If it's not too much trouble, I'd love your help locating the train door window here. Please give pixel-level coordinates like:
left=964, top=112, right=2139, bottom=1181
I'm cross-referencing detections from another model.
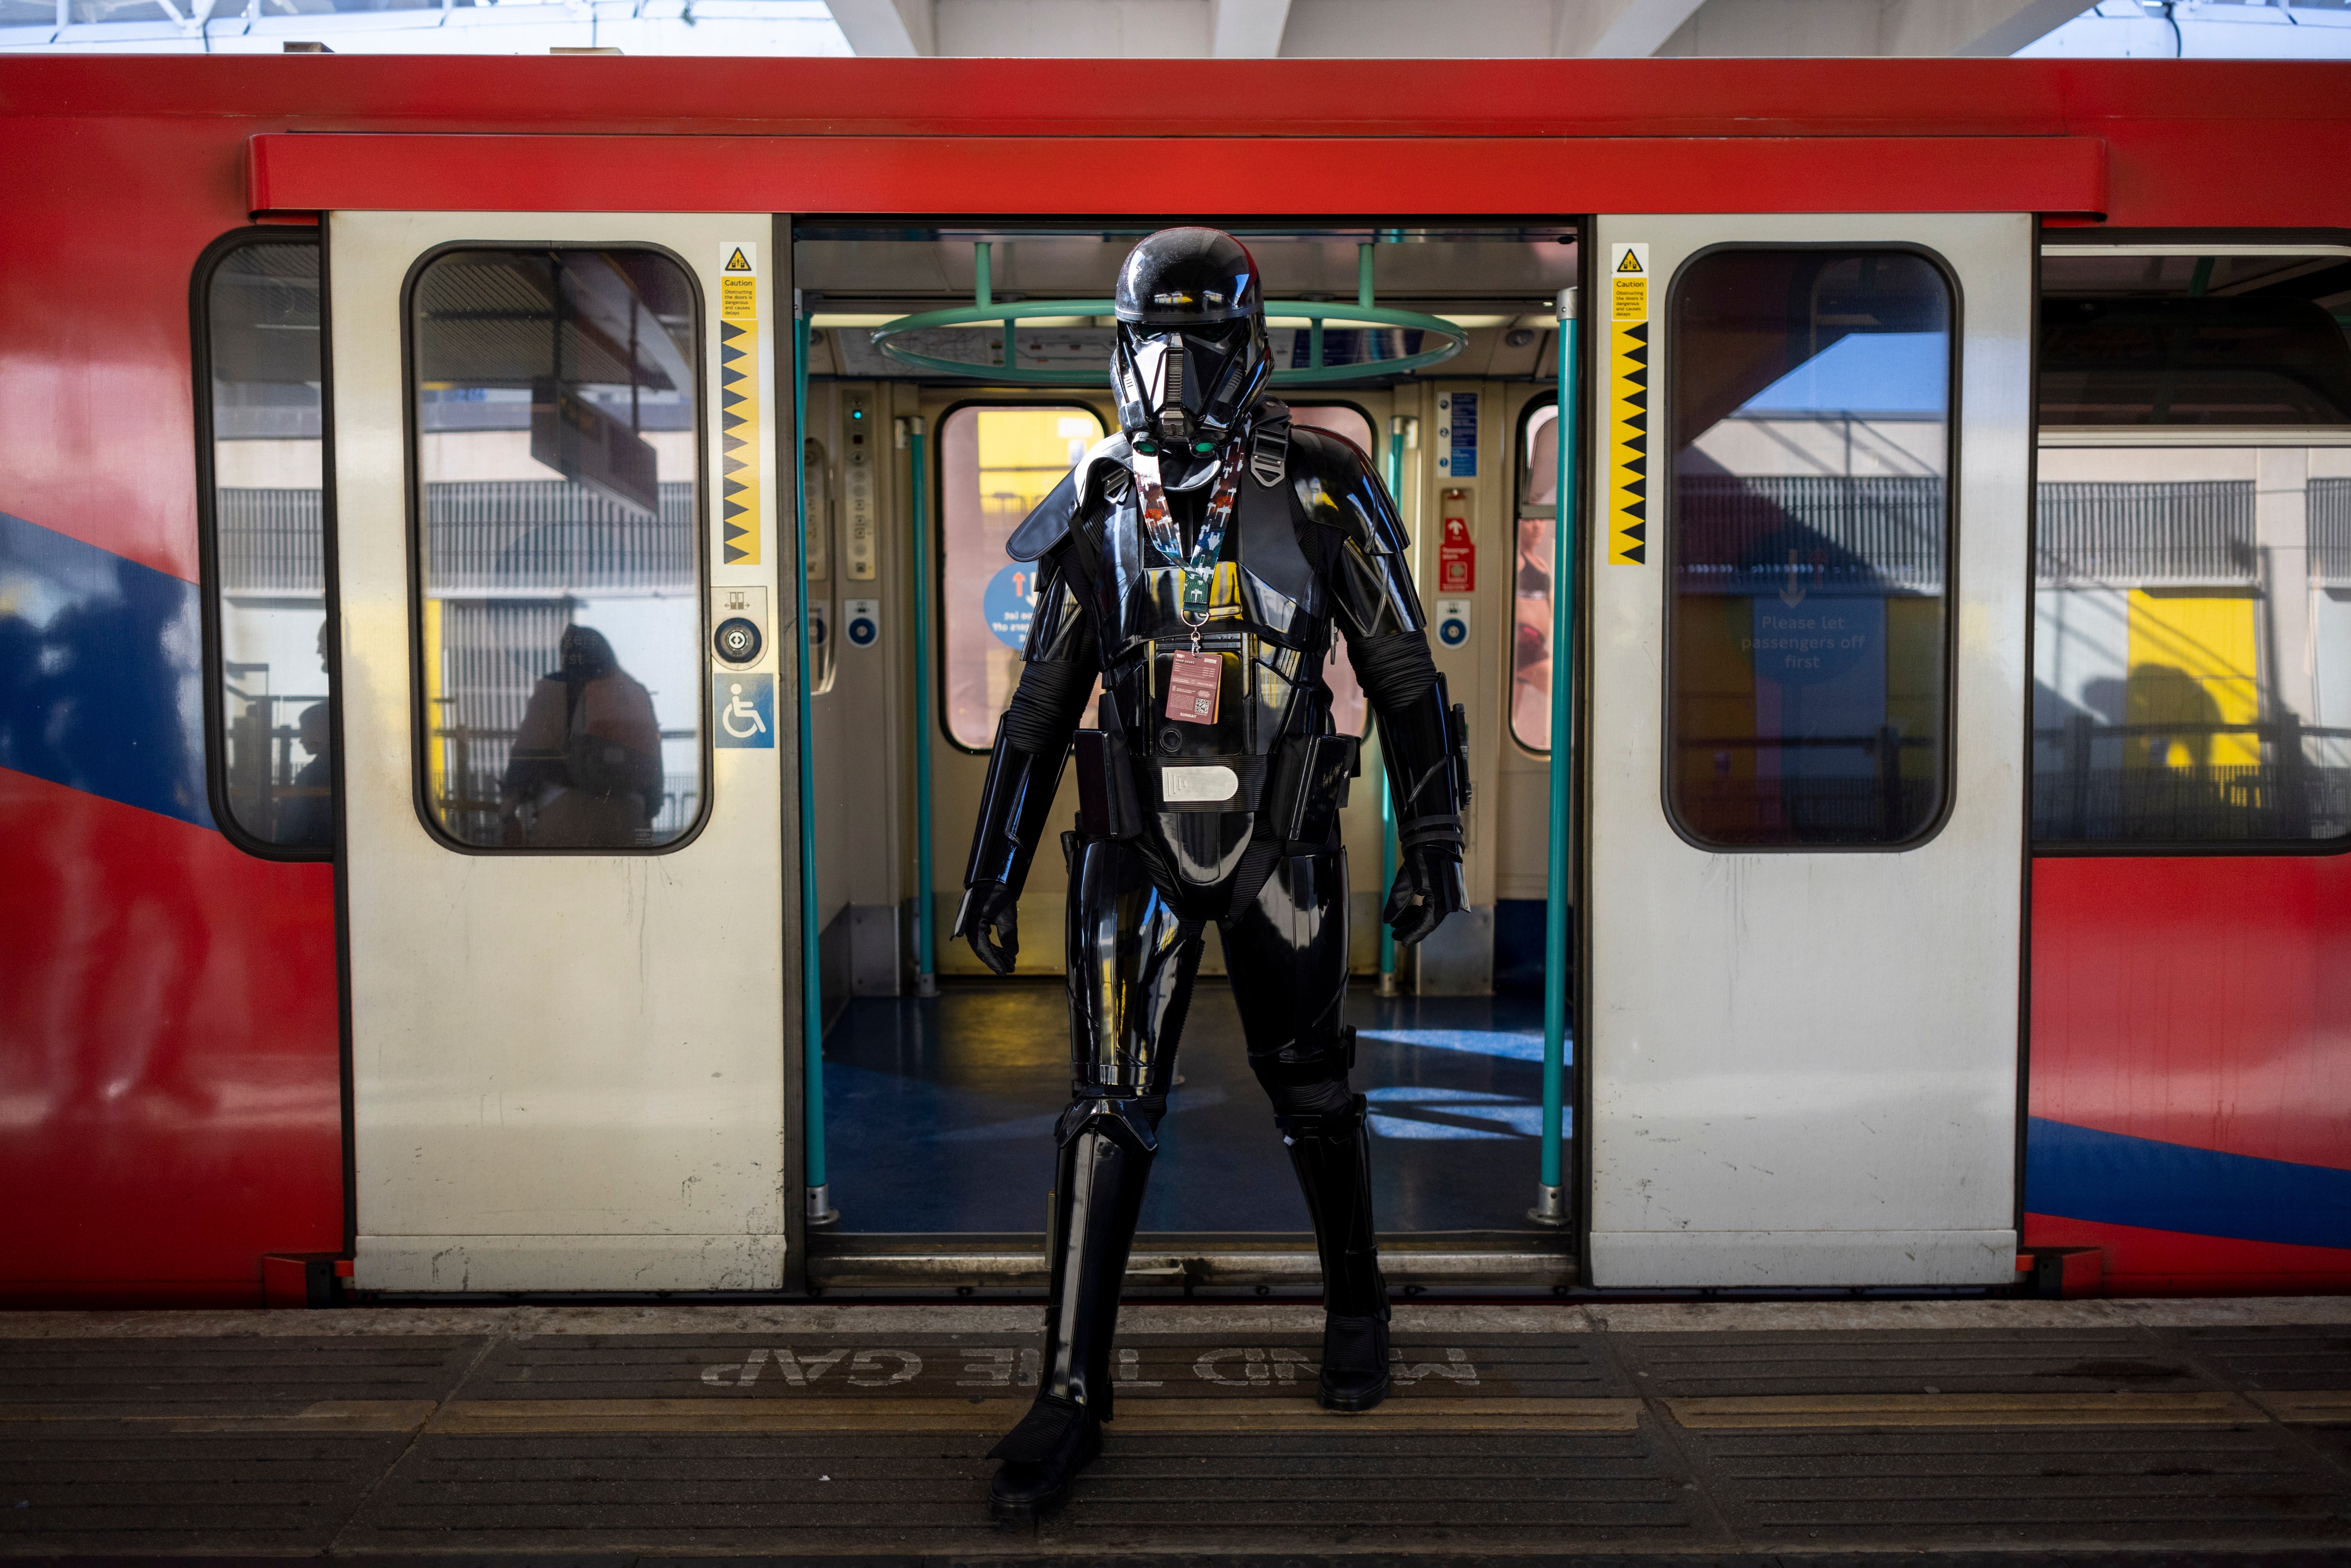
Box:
left=1286, top=403, right=1372, bottom=737
left=940, top=403, right=1105, bottom=751
left=2034, top=246, right=2351, bottom=845
left=1665, top=248, right=1956, bottom=849
left=408, top=247, right=706, bottom=850
left=200, top=233, right=330, bottom=853
left=1513, top=395, right=1558, bottom=751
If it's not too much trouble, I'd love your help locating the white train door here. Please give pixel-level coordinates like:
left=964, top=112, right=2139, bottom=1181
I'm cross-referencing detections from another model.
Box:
left=1583, top=213, right=2033, bottom=1287
left=331, top=213, right=796, bottom=1291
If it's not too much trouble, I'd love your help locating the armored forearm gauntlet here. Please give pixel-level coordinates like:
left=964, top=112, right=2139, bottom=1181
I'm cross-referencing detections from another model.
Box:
left=962, top=657, right=1094, bottom=895
left=963, top=721, right=1073, bottom=895
left=1349, top=630, right=1469, bottom=853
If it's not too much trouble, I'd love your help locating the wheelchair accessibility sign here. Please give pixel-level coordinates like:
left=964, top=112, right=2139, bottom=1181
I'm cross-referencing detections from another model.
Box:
left=714, top=673, right=775, bottom=749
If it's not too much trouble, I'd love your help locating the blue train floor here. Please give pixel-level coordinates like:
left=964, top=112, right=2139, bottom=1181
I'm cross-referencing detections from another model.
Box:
left=818, top=977, right=1566, bottom=1233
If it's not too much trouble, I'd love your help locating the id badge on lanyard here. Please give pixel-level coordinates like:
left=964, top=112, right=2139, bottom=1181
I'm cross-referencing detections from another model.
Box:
left=1133, top=441, right=1243, bottom=727
left=1164, top=649, right=1221, bottom=724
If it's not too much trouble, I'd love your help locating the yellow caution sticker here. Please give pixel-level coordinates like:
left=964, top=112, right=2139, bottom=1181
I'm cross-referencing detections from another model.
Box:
left=719, top=244, right=760, bottom=566
left=720, top=244, right=758, bottom=324
left=1606, top=242, right=1650, bottom=567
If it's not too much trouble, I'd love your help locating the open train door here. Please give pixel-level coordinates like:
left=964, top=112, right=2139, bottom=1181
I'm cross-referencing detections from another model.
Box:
left=330, top=213, right=797, bottom=1291
left=1583, top=213, right=2032, bottom=1287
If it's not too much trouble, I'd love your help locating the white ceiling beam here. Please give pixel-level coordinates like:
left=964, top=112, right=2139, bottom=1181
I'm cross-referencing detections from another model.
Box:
left=822, top=0, right=931, bottom=53
left=1657, top=0, right=2093, bottom=57
left=1282, top=0, right=1554, bottom=59
left=1556, top=0, right=1709, bottom=56
left=933, top=0, right=1209, bottom=58
left=1208, top=0, right=1287, bottom=56
left=1932, top=0, right=2095, bottom=56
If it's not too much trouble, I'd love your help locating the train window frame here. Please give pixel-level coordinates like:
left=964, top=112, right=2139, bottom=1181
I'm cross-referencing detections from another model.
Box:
left=398, top=239, right=715, bottom=858
left=2031, top=231, right=2351, bottom=859
left=933, top=396, right=1112, bottom=756
left=1512, top=389, right=1559, bottom=757
left=192, top=224, right=335, bottom=863
left=1658, top=240, right=1965, bottom=857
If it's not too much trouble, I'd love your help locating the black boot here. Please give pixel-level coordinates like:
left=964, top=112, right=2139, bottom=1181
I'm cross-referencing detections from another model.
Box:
left=1283, top=1092, right=1391, bottom=1413
left=988, top=1104, right=1156, bottom=1523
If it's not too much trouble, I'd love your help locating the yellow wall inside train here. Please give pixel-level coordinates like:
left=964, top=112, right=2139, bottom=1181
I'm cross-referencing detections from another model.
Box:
left=977, top=407, right=1079, bottom=521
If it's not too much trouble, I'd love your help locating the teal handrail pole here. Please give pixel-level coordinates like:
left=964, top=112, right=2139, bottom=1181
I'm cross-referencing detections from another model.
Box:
left=1378, top=415, right=1405, bottom=998
left=794, top=296, right=837, bottom=1228
left=1533, top=286, right=1579, bottom=1228
left=903, top=415, right=938, bottom=998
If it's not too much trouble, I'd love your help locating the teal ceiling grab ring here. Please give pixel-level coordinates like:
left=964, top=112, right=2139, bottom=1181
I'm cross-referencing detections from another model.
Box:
left=867, top=299, right=1468, bottom=387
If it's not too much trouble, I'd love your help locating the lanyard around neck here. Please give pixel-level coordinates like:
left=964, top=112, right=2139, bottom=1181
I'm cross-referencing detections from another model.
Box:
left=1130, top=439, right=1244, bottom=650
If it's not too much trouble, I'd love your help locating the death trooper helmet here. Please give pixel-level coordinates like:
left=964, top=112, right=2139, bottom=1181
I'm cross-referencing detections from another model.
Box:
left=1110, top=227, right=1272, bottom=455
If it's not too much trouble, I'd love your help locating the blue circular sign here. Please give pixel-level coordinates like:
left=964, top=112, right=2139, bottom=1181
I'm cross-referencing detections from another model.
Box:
left=1437, top=615, right=1469, bottom=648
left=846, top=614, right=878, bottom=648
left=984, top=562, right=1042, bottom=650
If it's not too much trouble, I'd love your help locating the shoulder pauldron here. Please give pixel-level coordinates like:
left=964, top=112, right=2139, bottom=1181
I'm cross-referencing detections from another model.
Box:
left=1006, top=432, right=1133, bottom=563
left=1290, top=427, right=1409, bottom=557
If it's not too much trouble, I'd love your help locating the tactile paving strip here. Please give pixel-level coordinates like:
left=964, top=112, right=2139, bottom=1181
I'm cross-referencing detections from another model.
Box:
left=4, top=1325, right=2351, bottom=1557
left=331, top=1426, right=1717, bottom=1554
left=1612, top=1328, right=2217, bottom=1398
left=2184, top=1327, right=2351, bottom=1392
left=0, top=1428, right=416, bottom=1556
left=1678, top=1424, right=2351, bottom=1547
left=0, top=1335, right=484, bottom=1420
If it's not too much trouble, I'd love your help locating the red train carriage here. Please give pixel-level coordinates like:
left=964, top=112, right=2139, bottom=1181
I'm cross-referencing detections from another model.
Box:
left=2, top=56, right=2348, bottom=1305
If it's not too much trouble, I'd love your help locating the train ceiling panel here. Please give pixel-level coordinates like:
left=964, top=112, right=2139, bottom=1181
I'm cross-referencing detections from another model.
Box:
left=798, top=224, right=1577, bottom=384
left=794, top=227, right=1579, bottom=311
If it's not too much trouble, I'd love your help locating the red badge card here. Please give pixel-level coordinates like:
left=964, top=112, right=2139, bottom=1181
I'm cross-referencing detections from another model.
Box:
left=1164, top=650, right=1221, bottom=725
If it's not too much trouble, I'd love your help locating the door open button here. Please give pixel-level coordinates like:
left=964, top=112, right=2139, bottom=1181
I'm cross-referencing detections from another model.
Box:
left=714, top=616, right=763, bottom=665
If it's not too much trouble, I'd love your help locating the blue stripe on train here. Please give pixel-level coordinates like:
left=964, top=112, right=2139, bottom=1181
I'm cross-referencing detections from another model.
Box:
left=0, top=511, right=214, bottom=829
left=2027, top=1116, right=2351, bottom=1253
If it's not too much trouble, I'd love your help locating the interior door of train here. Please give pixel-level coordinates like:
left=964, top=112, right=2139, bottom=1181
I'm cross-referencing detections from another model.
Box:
left=330, top=212, right=795, bottom=1291
left=1583, top=213, right=2032, bottom=1287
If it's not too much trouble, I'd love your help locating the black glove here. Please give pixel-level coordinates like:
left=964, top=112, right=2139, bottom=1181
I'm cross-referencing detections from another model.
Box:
left=1382, top=843, right=1465, bottom=946
left=953, top=880, right=1021, bottom=975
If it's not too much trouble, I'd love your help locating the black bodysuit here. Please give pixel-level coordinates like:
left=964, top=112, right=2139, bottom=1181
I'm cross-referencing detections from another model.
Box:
left=961, top=398, right=1468, bottom=1133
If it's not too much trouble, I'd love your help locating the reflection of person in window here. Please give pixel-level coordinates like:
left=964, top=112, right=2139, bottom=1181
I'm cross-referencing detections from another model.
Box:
left=499, top=625, right=662, bottom=847
left=1511, top=517, right=1553, bottom=745
left=275, top=701, right=333, bottom=849
left=2126, top=663, right=2223, bottom=772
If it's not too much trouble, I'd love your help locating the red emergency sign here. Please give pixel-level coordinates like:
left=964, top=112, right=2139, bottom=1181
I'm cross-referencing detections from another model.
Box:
left=1437, top=513, right=1475, bottom=593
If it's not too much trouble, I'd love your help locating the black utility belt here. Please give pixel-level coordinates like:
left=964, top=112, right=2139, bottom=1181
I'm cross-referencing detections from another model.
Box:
left=1074, top=731, right=1361, bottom=837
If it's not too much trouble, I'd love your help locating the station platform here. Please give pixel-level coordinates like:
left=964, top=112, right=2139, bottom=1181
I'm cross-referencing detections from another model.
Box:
left=6, top=1297, right=2351, bottom=1562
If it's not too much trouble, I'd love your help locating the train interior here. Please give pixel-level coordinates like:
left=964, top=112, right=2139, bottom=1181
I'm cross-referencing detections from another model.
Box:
left=790, top=225, right=1580, bottom=1275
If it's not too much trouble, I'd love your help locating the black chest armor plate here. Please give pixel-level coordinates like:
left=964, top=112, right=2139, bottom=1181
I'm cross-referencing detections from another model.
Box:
left=1075, top=417, right=1334, bottom=768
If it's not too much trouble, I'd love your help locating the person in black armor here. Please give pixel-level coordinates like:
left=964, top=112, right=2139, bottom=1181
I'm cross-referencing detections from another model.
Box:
left=953, top=227, right=1470, bottom=1522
